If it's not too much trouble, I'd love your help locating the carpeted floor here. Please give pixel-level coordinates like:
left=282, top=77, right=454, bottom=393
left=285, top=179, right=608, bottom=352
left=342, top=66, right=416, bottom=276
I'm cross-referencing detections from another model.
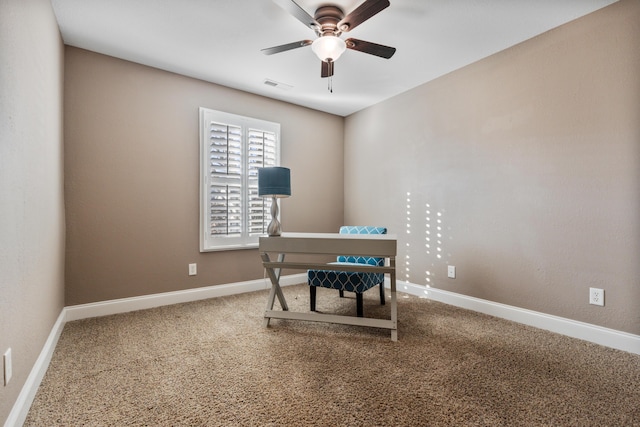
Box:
left=25, top=284, right=640, bottom=426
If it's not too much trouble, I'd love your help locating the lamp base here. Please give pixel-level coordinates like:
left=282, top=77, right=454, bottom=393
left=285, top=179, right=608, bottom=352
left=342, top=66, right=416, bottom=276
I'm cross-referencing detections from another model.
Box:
left=267, top=196, right=282, bottom=236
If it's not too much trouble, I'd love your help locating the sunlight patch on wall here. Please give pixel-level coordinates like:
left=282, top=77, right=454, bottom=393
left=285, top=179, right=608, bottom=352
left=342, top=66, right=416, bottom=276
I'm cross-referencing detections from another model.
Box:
left=424, top=202, right=452, bottom=289
left=426, top=202, right=432, bottom=286
left=436, top=211, right=443, bottom=260
left=402, top=196, right=454, bottom=290
left=405, top=192, right=412, bottom=282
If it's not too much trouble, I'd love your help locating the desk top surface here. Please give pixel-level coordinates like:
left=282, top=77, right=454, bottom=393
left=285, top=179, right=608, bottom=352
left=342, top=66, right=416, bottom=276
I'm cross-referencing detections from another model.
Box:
left=273, top=232, right=397, bottom=240
left=259, top=232, right=397, bottom=256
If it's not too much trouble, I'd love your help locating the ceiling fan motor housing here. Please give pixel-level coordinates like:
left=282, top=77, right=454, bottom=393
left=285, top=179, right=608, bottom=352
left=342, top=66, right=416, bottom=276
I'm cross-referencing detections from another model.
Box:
left=314, top=6, right=344, bottom=37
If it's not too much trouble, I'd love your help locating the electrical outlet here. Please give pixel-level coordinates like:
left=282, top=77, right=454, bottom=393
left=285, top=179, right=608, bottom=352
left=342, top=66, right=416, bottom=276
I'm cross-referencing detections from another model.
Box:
left=3, top=348, right=12, bottom=386
left=589, top=287, right=605, bottom=306
left=447, top=265, right=456, bottom=279
left=188, top=263, right=197, bottom=276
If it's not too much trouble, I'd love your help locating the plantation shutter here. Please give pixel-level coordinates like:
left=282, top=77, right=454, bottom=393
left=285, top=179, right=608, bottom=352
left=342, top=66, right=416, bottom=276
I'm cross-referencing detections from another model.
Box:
left=208, top=121, right=243, bottom=236
left=200, top=108, right=281, bottom=251
left=247, top=129, right=278, bottom=235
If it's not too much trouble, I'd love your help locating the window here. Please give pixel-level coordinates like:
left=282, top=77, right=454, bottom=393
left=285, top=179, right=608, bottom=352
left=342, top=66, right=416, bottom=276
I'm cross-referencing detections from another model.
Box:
left=199, top=108, right=280, bottom=251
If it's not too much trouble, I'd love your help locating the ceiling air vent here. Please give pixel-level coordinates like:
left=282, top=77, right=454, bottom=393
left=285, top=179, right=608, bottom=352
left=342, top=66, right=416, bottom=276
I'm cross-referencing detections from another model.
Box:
left=263, top=79, right=293, bottom=90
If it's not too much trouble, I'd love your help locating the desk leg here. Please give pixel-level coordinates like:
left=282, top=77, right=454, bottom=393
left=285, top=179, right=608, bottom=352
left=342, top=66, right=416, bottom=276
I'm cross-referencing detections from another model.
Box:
left=263, top=284, right=277, bottom=327
left=390, top=257, right=398, bottom=342
left=262, top=252, right=288, bottom=327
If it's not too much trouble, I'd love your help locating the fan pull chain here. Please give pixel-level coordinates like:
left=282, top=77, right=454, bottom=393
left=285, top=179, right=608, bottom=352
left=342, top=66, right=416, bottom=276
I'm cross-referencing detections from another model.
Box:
left=328, top=76, right=333, bottom=93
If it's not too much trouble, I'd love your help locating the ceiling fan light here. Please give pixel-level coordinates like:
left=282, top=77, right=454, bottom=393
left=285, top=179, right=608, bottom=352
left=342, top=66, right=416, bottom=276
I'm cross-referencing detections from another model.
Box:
left=311, top=36, right=347, bottom=62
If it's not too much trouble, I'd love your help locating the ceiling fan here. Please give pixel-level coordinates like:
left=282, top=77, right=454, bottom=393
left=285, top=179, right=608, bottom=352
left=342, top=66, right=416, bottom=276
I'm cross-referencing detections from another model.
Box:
left=261, top=0, right=396, bottom=87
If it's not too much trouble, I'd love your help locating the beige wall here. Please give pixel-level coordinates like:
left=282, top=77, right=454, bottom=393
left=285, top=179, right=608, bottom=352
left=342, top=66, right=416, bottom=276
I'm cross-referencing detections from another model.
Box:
left=0, top=0, right=65, bottom=423
left=64, top=47, right=344, bottom=305
left=345, top=0, right=640, bottom=335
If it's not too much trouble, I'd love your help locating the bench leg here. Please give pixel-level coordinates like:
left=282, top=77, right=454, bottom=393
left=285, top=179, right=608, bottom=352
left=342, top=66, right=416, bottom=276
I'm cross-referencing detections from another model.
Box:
left=356, top=293, right=363, bottom=317
left=379, top=282, right=385, bottom=305
left=310, top=286, right=317, bottom=311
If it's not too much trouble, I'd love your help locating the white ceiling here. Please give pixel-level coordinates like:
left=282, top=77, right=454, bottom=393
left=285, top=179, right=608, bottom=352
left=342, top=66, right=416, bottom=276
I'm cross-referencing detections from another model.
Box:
left=51, top=0, right=617, bottom=117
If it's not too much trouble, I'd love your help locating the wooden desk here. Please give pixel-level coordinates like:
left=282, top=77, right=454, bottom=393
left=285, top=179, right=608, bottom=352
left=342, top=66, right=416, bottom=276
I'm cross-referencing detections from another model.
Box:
left=259, top=232, right=398, bottom=341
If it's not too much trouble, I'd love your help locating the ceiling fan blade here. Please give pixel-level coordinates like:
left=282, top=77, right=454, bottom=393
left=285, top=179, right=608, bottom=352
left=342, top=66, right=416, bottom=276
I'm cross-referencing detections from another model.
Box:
left=345, top=38, right=396, bottom=59
left=261, top=40, right=313, bottom=55
left=338, top=0, right=390, bottom=32
left=272, top=0, right=319, bottom=31
left=321, top=60, right=334, bottom=78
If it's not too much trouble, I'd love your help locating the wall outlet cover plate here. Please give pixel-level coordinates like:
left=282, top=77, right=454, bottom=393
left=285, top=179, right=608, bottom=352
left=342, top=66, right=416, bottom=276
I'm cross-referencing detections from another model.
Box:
left=447, top=265, right=456, bottom=279
left=589, top=287, right=605, bottom=306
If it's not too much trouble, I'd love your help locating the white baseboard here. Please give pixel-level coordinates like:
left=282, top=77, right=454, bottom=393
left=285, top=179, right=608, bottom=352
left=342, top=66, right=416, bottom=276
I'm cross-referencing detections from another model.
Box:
left=397, top=280, right=640, bottom=355
left=4, top=310, right=66, bottom=427
left=65, top=273, right=307, bottom=322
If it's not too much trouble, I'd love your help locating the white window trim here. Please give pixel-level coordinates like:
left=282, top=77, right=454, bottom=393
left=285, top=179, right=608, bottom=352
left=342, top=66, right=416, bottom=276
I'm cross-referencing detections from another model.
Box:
left=199, top=108, right=281, bottom=252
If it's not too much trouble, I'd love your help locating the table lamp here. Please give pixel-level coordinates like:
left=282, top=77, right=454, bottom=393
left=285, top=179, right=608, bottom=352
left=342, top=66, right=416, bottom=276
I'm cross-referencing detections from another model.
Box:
left=258, top=167, right=291, bottom=236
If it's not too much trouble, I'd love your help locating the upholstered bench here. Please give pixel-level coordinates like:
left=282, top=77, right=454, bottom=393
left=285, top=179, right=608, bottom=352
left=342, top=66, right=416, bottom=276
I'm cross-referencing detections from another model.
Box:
left=308, top=226, right=387, bottom=317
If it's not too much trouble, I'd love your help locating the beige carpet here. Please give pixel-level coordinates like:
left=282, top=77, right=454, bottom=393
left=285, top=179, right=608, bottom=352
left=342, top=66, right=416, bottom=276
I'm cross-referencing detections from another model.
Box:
left=25, top=284, right=640, bottom=426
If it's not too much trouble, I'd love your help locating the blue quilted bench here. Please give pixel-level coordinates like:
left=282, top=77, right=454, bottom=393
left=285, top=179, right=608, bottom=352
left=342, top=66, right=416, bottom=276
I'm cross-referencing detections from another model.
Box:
left=308, top=226, right=387, bottom=317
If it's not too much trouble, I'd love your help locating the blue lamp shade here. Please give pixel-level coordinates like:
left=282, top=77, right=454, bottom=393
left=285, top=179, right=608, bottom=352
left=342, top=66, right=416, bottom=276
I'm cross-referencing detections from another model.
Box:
left=258, top=167, right=291, bottom=197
